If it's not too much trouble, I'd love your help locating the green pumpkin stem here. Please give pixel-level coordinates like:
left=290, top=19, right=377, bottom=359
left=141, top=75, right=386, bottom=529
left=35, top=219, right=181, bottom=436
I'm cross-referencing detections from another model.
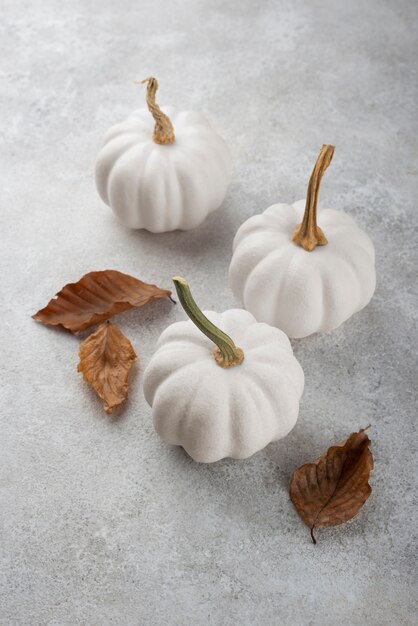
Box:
left=139, top=76, right=175, bottom=145
left=172, top=276, right=244, bottom=368
left=292, top=144, right=335, bottom=252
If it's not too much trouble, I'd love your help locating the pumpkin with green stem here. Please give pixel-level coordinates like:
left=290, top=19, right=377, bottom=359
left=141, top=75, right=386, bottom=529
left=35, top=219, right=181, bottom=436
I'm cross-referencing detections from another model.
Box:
left=143, top=277, right=304, bottom=463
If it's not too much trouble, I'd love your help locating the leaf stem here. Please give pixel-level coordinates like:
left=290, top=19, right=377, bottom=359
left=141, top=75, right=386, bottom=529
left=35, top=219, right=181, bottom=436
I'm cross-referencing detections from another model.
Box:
left=173, top=276, right=244, bottom=368
left=140, top=76, right=175, bottom=145
left=292, top=144, right=335, bottom=252
left=310, top=526, right=317, bottom=545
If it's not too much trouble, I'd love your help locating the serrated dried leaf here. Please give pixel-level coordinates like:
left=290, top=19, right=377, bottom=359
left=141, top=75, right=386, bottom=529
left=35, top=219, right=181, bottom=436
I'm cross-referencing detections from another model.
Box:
left=289, top=428, right=373, bottom=544
left=77, top=322, right=137, bottom=414
left=32, top=269, right=173, bottom=333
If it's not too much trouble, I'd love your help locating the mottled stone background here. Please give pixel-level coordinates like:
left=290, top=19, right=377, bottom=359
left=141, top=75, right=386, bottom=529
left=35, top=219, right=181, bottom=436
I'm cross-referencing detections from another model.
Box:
left=1, top=0, right=417, bottom=624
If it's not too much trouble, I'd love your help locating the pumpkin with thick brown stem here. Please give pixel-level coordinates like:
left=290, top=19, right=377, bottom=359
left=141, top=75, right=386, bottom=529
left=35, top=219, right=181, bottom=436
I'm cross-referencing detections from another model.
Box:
left=229, top=145, right=376, bottom=338
left=95, top=77, right=232, bottom=232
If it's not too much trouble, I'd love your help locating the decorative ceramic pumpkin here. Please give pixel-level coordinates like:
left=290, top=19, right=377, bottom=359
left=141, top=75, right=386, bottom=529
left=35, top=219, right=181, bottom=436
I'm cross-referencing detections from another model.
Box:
left=143, top=277, right=304, bottom=463
left=229, top=145, right=376, bottom=338
left=95, top=77, right=232, bottom=232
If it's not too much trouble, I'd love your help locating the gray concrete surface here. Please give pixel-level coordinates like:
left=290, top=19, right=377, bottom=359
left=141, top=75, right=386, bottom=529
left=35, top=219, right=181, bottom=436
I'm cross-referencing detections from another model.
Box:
left=1, top=0, right=417, bottom=624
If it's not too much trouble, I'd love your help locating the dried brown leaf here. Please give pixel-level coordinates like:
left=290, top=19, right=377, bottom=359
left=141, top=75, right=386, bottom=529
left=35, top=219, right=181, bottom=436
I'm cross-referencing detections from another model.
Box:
left=77, top=322, right=137, bottom=414
left=289, top=428, right=373, bottom=544
left=32, top=269, right=173, bottom=333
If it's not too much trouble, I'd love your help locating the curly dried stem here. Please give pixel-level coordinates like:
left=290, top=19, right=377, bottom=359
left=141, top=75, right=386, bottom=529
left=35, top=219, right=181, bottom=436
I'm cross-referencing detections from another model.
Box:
left=140, top=76, right=175, bottom=145
left=173, top=276, right=244, bottom=369
left=292, top=144, right=335, bottom=252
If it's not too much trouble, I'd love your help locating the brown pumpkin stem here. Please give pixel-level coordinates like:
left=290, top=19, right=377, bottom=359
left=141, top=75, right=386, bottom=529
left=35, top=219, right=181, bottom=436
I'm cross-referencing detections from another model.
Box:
left=292, top=144, right=335, bottom=252
left=140, top=76, right=175, bottom=145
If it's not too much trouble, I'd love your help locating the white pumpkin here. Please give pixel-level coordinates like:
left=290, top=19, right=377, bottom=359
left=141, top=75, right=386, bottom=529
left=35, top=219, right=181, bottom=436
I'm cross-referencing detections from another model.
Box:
left=95, top=77, right=232, bottom=232
left=143, top=277, right=304, bottom=463
left=229, top=145, right=376, bottom=338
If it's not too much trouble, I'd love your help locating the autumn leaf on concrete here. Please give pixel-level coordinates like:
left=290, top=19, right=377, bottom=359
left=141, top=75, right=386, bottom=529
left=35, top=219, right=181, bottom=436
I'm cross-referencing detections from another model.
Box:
left=32, top=269, right=173, bottom=333
left=77, top=322, right=137, bottom=414
left=289, top=428, right=373, bottom=544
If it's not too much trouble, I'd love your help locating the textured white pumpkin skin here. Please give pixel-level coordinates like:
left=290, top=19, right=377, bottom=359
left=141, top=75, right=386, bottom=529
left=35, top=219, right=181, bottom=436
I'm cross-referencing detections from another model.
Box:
left=143, top=309, right=304, bottom=463
left=95, top=107, right=232, bottom=233
left=229, top=201, right=376, bottom=338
